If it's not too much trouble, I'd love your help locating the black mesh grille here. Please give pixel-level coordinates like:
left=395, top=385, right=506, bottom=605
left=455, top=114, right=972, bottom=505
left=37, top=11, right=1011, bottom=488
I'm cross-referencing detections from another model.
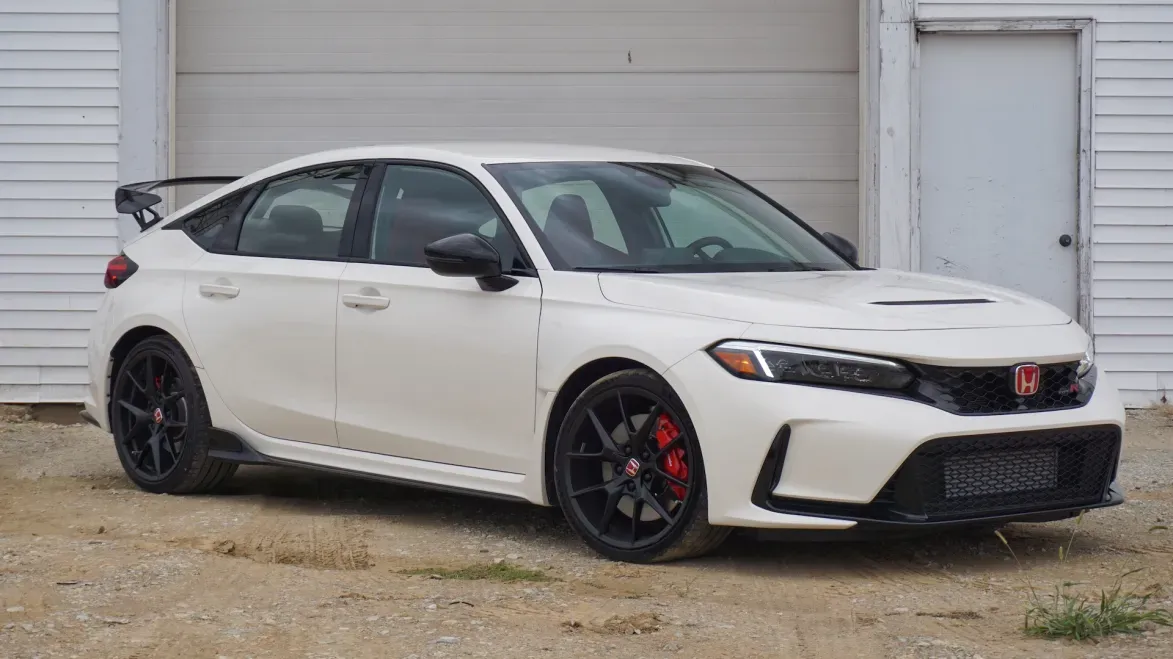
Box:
left=889, top=426, right=1120, bottom=520
left=912, top=362, right=1087, bottom=415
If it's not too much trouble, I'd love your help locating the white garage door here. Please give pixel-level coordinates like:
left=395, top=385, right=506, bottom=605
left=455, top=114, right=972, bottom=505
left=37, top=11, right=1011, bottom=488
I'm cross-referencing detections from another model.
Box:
left=176, top=0, right=859, bottom=237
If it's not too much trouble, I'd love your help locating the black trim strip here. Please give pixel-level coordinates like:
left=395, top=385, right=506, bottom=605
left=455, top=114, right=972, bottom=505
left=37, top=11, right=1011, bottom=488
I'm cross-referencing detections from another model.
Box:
left=749, top=486, right=1124, bottom=542
left=751, top=425, right=791, bottom=505
left=871, top=298, right=994, bottom=306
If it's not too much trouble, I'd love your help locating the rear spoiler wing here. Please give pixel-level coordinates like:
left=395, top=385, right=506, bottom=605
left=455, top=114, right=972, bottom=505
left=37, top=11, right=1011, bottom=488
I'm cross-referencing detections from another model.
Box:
left=115, top=176, right=242, bottom=232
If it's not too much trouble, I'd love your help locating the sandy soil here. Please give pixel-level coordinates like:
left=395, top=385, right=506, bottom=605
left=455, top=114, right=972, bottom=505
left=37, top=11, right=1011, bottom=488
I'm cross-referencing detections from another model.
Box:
left=1, top=406, right=1171, bottom=659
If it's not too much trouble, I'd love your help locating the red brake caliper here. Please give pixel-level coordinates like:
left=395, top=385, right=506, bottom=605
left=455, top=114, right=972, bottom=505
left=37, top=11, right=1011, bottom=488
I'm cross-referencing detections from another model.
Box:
left=653, top=414, right=688, bottom=500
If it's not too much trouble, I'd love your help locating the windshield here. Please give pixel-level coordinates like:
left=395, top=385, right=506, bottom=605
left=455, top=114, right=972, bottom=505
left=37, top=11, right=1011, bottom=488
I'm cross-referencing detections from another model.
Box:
left=486, top=162, right=853, bottom=273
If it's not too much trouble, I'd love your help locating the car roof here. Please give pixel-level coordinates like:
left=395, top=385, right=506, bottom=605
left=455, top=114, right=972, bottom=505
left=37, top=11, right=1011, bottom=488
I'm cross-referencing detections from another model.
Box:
left=262, top=142, right=712, bottom=173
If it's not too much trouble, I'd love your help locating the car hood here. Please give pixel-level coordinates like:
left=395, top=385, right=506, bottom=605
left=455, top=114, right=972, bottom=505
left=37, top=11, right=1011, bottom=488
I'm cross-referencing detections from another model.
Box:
left=596, top=269, right=1072, bottom=331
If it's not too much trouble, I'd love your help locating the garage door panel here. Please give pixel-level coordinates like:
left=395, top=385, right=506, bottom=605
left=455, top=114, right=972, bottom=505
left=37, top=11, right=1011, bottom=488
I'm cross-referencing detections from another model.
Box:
left=178, top=126, right=857, bottom=151
left=178, top=96, right=854, bottom=117
left=178, top=111, right=857, bottom=131
left=177, top=0, right=860, bottom=239
left=182, top=34, right=856, bottom=74
left=176, top=71, right=858, bottom=101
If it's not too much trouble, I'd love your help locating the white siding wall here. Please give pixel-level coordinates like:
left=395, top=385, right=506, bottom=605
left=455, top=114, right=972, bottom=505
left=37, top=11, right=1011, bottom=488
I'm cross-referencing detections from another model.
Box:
left=918, top=1, right=1173, bottom=406
left=0, top=1, right=119, bottom=402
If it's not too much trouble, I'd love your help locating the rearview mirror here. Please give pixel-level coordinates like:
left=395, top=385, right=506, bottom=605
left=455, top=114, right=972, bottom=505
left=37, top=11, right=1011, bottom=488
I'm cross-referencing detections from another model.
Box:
left=424, top=233, right=517, bottom=292
left=822, top=232, right=858, bottom=264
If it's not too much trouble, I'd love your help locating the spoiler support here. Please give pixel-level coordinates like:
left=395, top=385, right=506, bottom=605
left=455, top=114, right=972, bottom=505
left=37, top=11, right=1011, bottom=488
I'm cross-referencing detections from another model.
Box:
left=115, top=176, right=242, bottom=232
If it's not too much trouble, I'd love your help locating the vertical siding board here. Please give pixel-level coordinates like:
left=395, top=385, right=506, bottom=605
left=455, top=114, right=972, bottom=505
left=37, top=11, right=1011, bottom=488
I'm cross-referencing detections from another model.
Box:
left=917, top=1, right=1173, bottom=406
left=0, top=7, right=119, bottom=402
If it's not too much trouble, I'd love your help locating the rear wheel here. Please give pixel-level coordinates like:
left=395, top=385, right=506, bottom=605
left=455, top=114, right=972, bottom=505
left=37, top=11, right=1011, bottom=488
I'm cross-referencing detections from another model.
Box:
left=110, top=335, right=236, bottom=494
left=553, top=369, right=730, bottom=563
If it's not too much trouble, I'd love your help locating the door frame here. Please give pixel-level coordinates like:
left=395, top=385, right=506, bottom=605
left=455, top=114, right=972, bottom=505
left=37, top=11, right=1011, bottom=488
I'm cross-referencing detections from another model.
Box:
left=910, top=18, right=1095, bottom=330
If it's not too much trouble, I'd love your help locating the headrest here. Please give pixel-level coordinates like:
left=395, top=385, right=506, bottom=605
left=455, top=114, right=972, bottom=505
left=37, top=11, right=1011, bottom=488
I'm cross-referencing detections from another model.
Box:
left=268, top=205, right=323, bottom=234
left=546, top=194, right=592, bottom=239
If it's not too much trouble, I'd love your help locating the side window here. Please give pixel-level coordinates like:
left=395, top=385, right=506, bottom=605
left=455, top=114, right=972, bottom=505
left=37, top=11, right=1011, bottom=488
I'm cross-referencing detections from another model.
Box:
left=370, top=165, right=524, bottom=269
left=517, top=180, right=627, bottom=254
left=181, top=189, right=249, bottom=250
left=236, top=165, right=362, bottom=258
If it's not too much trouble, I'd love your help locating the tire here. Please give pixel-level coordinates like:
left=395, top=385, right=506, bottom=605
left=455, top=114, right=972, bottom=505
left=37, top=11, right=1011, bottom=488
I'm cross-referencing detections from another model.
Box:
left=553, top=368, right=730, bottom=563
left=109, top=335, right=237, bottom=494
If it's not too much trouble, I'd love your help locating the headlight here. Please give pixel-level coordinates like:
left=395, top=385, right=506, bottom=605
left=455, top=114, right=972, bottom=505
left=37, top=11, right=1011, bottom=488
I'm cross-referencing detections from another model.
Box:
left=708, top=341, right=914, bottom=390
left=1078, top=343, right=1094, bottom=377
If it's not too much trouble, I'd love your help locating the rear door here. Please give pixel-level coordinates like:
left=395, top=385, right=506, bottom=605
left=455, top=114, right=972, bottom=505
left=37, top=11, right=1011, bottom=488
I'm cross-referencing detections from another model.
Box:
left=182, top=163, right=368, bottom=445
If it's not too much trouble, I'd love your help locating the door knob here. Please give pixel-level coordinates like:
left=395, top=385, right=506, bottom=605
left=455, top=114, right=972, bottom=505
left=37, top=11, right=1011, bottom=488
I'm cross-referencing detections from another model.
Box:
left=1058, top=234, right=1073, bottom=247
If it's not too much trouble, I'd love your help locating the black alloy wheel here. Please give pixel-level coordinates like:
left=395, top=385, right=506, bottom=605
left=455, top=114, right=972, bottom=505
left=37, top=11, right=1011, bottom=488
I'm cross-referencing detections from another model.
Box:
left=111, top=335, right=237, bottom=494
left=554, top=369, right=730, bottom=563
left=113, top=349, right=188, bottom=481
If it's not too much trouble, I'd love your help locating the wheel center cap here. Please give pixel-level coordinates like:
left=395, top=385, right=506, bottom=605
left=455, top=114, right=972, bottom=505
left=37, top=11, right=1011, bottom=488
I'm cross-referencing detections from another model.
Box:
left=624, top=457, right=641, bottom=478
left=152, top=408, right=164, bottom=425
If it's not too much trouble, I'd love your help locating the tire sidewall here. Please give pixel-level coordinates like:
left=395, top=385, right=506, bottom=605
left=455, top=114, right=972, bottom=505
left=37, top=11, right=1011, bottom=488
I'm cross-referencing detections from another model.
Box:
left=553, top=369, right=710, bottom=563
left=111, top=337, right=214, bottom=494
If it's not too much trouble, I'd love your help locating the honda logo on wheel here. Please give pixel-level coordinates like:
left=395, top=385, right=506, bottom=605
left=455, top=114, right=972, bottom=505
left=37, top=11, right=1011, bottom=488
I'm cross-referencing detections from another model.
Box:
left=1012, top=364, right=1041, bottom=397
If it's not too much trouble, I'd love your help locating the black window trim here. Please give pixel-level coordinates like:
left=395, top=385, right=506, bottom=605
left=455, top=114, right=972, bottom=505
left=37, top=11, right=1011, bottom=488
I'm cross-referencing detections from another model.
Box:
left=164, top=160, right=373, bottom=263
left=347, top=159, right=537, bottom=277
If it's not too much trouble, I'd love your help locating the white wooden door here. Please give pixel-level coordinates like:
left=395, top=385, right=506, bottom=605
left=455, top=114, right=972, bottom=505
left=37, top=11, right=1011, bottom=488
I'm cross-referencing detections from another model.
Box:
left=918, top=32, right=1080, bottom=318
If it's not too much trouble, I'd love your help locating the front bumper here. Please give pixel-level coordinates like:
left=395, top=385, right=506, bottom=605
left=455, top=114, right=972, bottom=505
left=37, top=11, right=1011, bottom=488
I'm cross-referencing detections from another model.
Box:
left=663, top=351, right=1126, bottom=531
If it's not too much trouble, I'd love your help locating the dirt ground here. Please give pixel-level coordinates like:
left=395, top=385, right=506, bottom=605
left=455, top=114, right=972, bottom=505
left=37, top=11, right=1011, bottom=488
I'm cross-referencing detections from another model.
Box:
left=1, top=407, right=1171, bottom=659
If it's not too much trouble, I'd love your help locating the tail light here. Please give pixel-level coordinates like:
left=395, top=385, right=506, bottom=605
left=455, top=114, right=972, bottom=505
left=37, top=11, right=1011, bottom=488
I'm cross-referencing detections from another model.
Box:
left=104, top=254, right=138, bottom=289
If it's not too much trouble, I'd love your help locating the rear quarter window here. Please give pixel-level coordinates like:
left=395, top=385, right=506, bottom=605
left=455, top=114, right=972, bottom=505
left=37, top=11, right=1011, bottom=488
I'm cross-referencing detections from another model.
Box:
left=181, top=189, right=250, bottom=250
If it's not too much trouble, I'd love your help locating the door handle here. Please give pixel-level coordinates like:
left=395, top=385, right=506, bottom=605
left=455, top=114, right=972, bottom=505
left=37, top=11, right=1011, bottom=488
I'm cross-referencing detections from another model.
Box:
left=199, top=283, right=240, bottom=299
left=1059, top=234, right=1073, bottom=247
left=341, top=293, right=390, bottom=310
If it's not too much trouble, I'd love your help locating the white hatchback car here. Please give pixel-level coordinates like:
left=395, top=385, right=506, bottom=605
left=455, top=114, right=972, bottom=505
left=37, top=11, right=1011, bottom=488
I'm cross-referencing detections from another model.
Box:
left=86, top=143, right=1125, bottom=563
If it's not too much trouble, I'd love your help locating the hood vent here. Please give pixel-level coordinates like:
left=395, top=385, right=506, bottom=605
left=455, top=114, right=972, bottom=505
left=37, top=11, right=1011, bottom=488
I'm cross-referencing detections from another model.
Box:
left=871, top=298, right=994, bottom=306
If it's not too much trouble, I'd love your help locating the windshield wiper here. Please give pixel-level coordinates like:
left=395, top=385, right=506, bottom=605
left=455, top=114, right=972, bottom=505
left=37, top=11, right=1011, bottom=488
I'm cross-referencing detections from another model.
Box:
left=759, top=264, right=832, bottom=272
left=572, top=265, right=663, bottom=273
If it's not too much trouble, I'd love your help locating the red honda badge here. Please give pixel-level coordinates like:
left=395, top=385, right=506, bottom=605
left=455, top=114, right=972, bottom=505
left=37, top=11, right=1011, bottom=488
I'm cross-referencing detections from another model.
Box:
left=624, top=458, right=641, bottom=478
left=1013, top=364, right=1041, bottom=397
left=152, top=408, right=165, bottom=424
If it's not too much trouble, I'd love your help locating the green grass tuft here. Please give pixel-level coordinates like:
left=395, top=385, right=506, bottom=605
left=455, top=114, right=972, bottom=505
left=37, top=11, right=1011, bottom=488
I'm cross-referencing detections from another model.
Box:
left=1024, top=574, right=1172, bottom=641
left=997, top=520, right=1172, bottom=641
left=400, top=562, right=555, bottom=583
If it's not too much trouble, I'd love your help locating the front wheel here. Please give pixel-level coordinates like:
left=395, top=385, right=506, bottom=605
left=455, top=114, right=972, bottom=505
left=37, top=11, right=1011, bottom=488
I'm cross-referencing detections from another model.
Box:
left=553, top=369, right=730, bottom=563
left=110, top=335, right=237, bottom=494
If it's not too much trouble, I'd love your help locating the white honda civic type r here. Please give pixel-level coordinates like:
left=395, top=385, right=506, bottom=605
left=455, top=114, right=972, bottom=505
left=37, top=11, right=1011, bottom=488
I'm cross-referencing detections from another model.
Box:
left=85, top=143, right=1125, bottom=563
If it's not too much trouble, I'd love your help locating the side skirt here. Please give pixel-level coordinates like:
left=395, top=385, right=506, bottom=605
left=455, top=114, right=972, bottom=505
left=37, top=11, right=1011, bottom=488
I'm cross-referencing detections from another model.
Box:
left=205, top=427, right=530, bottom=504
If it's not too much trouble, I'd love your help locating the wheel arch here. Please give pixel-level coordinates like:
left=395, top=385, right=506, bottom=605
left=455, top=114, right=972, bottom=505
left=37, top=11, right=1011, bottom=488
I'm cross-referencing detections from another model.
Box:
left=541, top=356, right=655, bottom=505
left=106, top=325, right=189, bottom=417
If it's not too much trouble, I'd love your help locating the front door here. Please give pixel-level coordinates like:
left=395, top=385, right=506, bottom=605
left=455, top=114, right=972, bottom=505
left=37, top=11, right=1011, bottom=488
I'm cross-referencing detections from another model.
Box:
left=918, top=32, right=1080, bottom=318
left=334, top=163, right=541, bottom=473
left=182, top=164, right=365, bottom=445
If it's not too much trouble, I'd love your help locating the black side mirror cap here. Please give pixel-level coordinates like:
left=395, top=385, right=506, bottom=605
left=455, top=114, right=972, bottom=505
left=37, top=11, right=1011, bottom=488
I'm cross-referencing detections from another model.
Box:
left=822, top=232, right=859, bottom=265
left=423, top=233, right=516, bottom=291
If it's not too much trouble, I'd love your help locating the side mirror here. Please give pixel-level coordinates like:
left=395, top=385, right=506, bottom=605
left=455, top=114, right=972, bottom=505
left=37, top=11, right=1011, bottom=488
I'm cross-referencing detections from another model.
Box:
left=822, top=232, right=859, bottom=264
left=424, top=233, right=517, bottom=291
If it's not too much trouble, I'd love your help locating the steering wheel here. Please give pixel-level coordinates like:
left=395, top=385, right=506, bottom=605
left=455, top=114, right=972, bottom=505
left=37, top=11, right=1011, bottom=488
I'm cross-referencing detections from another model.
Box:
left=686, top=236, right=734, bottom=261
